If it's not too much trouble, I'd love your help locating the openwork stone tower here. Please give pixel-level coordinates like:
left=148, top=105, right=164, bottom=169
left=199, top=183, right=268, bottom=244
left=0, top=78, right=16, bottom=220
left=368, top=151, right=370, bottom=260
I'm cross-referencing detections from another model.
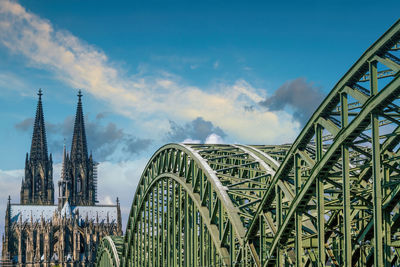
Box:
left=20, top=89, right=54, bottom=205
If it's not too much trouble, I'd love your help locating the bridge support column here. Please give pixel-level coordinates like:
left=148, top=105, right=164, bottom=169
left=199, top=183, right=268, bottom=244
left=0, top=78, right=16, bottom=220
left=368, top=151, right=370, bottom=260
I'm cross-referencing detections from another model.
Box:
left=178, top=185, right=182, bottom=267
left=384, top=164, right=391, bottom=267
left=145, top=199, right=148, bottom=266
left=157, top=182, right=162, bottom=267
left=185, top=190, right=189, bottom=267
left=172, top=181, right=177, bottom=267
left=370, top=60, right=383, bottom=267
left=276, top=185, right=283, bottom=266
left=295, top=153, right=302, bottom=267
left=341, top=92, right=352, bottom=267
left=315, top=123, right=325, bottom=266
left=167, top=179, right=171, bottom=267
left=152, top=187, right=156, bottom=267
left=259, top=214, right=265, bottom=266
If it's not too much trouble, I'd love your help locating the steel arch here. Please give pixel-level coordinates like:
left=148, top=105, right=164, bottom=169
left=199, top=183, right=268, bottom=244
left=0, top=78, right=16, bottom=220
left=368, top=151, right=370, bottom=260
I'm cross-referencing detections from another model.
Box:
left=96, top=236, right=124, bottom=267
left=246, top=19, right=400, bottom=266
left=120, top=144, right=285, bottom=266
left=96, top=19, right=400, bottom=267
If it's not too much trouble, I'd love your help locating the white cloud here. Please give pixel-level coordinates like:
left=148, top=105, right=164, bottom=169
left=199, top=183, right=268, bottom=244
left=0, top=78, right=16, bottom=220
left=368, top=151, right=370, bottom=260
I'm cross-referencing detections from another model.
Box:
left=96, top=158, right=148, bottom=229
left=0, top=168, right=23, bottom=252
left=0, top=168, right=23, bottom=202
left=0, top=0, right=300, bottom=145
left=182, top=138, right=201, bottom=144
left=205, top=133, right=224, bottom=144
left=101, top=195, right=114, bottom=205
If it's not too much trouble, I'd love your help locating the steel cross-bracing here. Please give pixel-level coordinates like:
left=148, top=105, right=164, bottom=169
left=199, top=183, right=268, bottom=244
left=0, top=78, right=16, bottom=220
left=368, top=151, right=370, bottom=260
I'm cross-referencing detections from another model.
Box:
left=96, top=19, right=400, bottom=266
left=96, top=235, right=124, bottom=267
left=122, top=143, right=292, bottom=267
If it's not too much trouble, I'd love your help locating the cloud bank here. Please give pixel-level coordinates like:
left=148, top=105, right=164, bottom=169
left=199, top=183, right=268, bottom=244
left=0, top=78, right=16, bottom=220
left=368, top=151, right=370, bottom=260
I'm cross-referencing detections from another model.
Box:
left=15, top=114, right=152, bottom=161
left=260, top=78, right=325, bottom=126
left=0, top=0, right=299, bottom=145
left=166, top=117, right=226, bottom=143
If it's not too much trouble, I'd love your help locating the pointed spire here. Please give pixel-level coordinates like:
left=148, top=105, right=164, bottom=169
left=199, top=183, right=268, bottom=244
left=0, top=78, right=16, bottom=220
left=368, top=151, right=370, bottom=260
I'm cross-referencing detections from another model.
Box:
left=30, top=89, right=48, bottom=162
left=71, top=90, right=88, bottom=161
left=116, top=197, right=122, bottom=235
left=6, top=196, right=11, bottom=228
left=61, top=141, right=67, bottom=180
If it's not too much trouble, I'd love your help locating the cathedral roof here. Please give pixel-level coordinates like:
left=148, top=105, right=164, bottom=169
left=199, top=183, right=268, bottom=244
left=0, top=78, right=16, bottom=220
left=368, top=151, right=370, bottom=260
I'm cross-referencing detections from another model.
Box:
left=9, top=204, right=118, bottom=224
left=10, top=204, right=56, bottom=222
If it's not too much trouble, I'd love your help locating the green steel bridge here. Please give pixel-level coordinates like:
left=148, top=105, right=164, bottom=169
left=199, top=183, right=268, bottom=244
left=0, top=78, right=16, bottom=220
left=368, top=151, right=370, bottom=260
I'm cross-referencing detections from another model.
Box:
left=96, top=19, right=400, bottom=266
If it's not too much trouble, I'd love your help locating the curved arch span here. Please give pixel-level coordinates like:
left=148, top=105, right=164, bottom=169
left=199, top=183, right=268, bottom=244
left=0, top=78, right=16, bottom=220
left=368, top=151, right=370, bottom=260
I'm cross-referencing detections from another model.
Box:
left=96, top=236, right=123, bottom=267
left=96, top=19, right=400, bottom=267
left=245, top=18, right=400, bottom=267
left=121, top=144, right=284, bottom=266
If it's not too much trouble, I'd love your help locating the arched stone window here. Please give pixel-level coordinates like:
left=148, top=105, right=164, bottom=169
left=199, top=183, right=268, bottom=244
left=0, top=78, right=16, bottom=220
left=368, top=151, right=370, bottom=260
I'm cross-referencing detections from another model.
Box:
left=77, top=177, right=81, bottom=193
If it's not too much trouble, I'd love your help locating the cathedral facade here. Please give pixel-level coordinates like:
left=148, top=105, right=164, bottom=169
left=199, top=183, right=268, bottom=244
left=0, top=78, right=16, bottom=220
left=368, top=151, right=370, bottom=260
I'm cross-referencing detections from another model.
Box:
left=1, top=90, right=122, bottom=266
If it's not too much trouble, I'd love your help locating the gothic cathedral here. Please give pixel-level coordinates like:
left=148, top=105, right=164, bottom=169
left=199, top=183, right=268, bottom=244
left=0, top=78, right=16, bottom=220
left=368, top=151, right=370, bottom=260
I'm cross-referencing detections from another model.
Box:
left=1, top=90, right=122, bottom=266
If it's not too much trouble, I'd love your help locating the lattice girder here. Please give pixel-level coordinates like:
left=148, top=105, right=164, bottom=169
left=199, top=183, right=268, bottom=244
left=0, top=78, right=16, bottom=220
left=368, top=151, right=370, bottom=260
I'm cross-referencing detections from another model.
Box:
left=96, top=19, right=400, bottom=267
left=96, top=236, right=124, bottom=267
left=246, top=19, right=400, bottom=267
left=119, top=144, right=288, bottom=266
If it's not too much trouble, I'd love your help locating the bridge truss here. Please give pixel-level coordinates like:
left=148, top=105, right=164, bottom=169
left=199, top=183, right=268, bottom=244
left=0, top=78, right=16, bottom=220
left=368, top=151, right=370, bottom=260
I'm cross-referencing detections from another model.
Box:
left=96, top=19, right=400, bottom=266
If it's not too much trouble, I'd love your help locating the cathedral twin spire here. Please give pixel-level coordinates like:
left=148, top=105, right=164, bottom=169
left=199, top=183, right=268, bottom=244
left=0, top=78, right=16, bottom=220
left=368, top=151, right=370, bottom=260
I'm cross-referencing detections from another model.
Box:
left=71, top=91, right=88, bottom=162
left=21, top=89, right=53, bottom=205
left=59, top=90, right=96, bottom=207
left=30, top=89, right=48, bottom=163
left=21, top=89, right=96, bottom=206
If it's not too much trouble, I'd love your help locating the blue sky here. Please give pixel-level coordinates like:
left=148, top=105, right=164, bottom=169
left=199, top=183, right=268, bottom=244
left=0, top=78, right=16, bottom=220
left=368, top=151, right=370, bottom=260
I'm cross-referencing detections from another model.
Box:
left=0, top=0, right=399, bottom=234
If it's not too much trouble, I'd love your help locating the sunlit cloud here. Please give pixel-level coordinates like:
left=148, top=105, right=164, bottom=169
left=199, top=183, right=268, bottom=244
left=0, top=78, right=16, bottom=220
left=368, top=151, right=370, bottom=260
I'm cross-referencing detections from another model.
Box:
left=205, top=133, right=224, bottom=144
left=0, top=0, right=299, bottom=145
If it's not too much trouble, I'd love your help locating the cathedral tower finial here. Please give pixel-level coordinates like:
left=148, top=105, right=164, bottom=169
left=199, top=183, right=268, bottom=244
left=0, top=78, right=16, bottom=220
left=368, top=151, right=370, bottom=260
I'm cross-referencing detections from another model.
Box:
left=68, top=90, right=95, bottom=205
left=21, top=89, right=54, bottom=205
left=71, top=90, right=88, bottom=161
left=30, top=89, right=48, bottom=162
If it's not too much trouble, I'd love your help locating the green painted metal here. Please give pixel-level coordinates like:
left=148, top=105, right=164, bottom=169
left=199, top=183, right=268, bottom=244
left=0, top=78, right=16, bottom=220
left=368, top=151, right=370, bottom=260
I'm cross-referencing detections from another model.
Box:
left=245, top=18, right=400, bottom=267
left=341, top=91, right=352, bottom=267
left=96, top=236, right=124, bottom=267
left=96, top=19, right=400, bottom=266
left=294, top=153, right=302, bottom=267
